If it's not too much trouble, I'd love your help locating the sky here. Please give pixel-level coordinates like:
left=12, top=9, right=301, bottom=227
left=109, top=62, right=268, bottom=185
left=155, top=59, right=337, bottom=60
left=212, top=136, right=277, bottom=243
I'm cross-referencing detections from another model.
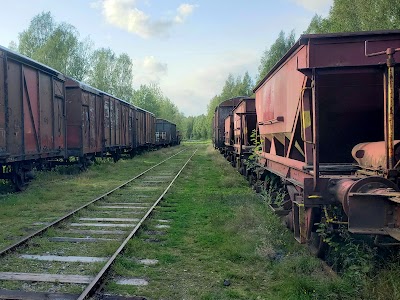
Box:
left=0, top=0, right=333, bottom=116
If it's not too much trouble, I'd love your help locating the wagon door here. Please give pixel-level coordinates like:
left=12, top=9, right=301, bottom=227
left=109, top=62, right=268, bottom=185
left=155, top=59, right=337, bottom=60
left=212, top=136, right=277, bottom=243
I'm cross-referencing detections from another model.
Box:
left=7, top=60, right=23, bottom=156
left=104, top=95, right=110, bottom=149
left=82, top=92, right=90, bottom=153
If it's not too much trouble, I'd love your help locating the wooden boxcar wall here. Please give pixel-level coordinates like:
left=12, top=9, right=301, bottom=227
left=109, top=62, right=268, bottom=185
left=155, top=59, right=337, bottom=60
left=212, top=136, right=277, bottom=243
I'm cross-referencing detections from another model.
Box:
left=0, top=48, right=66, bottom=163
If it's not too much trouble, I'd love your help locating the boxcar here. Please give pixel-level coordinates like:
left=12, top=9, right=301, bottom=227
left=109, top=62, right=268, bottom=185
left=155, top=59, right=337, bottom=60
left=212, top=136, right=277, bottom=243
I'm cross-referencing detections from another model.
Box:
left=136, top=107, right=155, bottom=151
left=252, top=30, right=400, bottom=248
left=212, top=97, right=243, bottom=151
left=223, top=97, right=256, bottom=169
left=0, top=46, right=67, bottom=189
left=232, top=98, right=256, bottom=170
left=102, top=92, right=135, bottom=160
left=65, top=78, right=103, bottom=163
left=223, top=113, right=234, bottom=162
left=156, top=118, right=176, bottom=146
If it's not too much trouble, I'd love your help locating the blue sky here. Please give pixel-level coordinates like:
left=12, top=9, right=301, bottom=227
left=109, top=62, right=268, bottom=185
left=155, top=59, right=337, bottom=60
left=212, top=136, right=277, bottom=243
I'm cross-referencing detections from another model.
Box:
left=0, top=0, right=332, bottom=116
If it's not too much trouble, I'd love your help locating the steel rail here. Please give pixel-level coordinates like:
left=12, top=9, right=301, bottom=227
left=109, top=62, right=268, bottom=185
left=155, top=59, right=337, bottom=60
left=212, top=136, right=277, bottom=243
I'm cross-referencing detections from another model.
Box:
left=78, top=148, right=198, bottom=300
left=0, top=148, right=187, bottom=257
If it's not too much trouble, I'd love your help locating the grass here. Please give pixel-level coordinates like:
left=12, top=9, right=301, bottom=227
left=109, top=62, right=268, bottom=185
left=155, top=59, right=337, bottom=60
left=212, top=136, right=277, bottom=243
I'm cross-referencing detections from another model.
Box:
left=105, top=144, right=357, bottom=299
left=1, top=143, right=399, bottom=299
left=0, top=146, right=184, bottom=250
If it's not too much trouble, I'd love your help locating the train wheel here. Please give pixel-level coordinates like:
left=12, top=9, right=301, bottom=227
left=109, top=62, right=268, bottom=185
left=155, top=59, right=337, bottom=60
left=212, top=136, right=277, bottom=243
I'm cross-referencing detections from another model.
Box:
left=309, top=231, right=328, bottom=258
left=113, top=151, right=121, bottom=163
left=12, top=170, right=27, bottom=192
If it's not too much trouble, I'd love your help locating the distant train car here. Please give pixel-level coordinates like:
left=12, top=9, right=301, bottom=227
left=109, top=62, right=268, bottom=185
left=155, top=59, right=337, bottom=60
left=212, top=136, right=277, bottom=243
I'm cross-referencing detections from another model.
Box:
left=176, top=130, right=182, bottom=145
left=0, top=46, right=67, bottom=190
left=136, top=107, right=155, bottom=151
left=65, top=78, right=103, bottom=165
left=223, top=97, right=256, bottom=170
left=0, top=44, right=178, bottom=190
left=156, top=118, right=176, bottom=146
left=212, top=97, right=244, bottom=152
left=232, top=98, right=256, bottom=171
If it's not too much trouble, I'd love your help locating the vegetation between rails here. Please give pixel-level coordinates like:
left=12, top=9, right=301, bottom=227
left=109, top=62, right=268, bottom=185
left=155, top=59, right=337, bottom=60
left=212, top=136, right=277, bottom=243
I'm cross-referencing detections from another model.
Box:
left=0, top=146, right=184, bottom=250
left=105, top=144, right=359, bottom=299
left=0, top=144, right=399, bottom=299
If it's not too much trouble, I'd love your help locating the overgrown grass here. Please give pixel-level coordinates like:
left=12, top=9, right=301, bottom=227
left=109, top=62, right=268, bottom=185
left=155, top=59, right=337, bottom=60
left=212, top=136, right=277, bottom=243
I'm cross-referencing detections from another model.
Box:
left=1, top=143, right=399, bottom=299
left=106, top=144, right=358, bottom=299
left=0, top=146, right=185, bottom=250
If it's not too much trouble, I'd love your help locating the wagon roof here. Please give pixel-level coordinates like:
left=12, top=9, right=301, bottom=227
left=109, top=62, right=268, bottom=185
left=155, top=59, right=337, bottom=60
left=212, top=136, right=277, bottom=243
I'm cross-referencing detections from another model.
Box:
left=214, top=96, right=249, bottom=112
left=0, top=45, right=65, bottom=80
left=253, top=29, right=400, bottom=92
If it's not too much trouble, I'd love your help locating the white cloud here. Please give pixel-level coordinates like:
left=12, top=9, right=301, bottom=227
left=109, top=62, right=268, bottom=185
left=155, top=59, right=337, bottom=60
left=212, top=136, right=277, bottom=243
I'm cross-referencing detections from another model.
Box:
left=93, top=0, right=197, bottom=38
left=292, top=0, right=333, bottom=14
left=175, top=3, right=197, bottom=24
left=133, top=56, right=168, bottom=86
left=160, top=50, right=259, bottom=116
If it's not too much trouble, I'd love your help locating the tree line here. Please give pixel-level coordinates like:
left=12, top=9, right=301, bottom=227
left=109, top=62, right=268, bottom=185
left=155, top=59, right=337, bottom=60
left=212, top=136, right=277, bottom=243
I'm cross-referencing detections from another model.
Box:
left=205, top=0, right=400, bottom=139
left=10, top=2, right=400, bottom=140
left=10, top=12, right=185, bottom=137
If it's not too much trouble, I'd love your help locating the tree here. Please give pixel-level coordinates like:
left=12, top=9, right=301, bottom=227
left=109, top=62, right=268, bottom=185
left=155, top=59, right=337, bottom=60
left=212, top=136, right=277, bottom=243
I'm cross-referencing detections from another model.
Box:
left=257, top=30, right=295, bottom=83
left=16, top=12, right=92, bottom=81
left=88, top=48, right=133, bottom=100
left=131, top=84, right=162, bottom=116
left=305, top=0, right=400, bottom=34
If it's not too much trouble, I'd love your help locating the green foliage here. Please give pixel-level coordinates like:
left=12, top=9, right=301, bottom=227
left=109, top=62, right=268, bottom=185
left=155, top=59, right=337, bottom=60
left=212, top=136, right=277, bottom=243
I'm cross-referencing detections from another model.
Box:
left=88, top=48, right=133, bottom=100
left=16, top=12, right=92, bottom=81
left=305, top=0, right=400, bottom=34
left=205, top=72, right=254, bottom=140
left=257, top=30, right=296, bottom=83
left=316, top=207, right=376, bottom=286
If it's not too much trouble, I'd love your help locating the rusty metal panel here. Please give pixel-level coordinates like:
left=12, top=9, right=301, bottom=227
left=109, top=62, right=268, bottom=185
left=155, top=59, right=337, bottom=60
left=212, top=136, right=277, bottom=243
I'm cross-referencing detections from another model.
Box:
left=65, top=87, right=81, bottom=153
left=232, top=98, right=256, bottom=154
left=0, top=49, right=66, bottom=163
left=114, top=99, right=122, bottom=146
left=7, top=60, right=23, bottom=156
left=22, top=66, right=40, bottom=154
left=39, top=72, right=54, bottom=152
left=156, top=118, right=175, bottom=145
left=104, top=95, right=110, bottom=148
left=0, top=52, right=5, bottom=153
left=214, top=97, right=242, bottom=149
left=307, top=33, right=400, bottom=69
left=53, top=79, right=65, bottom=152
left=136, top=108, right=144, bottom=147
left=224, top=115, right=233, bottom=146
left=256, top=46, right=307, bottom=136
left=65, top=79, right=104, bottom=156
left=120, top=103, right=130, bottom=147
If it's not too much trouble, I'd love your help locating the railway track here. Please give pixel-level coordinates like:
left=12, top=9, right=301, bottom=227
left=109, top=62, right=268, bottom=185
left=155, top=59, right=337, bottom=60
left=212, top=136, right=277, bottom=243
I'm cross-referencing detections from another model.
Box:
left=0, top=148, right=197, bottom=299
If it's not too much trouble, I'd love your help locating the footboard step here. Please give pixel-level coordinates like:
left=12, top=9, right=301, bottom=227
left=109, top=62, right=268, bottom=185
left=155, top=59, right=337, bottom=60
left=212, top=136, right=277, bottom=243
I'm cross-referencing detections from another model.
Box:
left=0, top=272, right=94, bottom=284
left=19, top=255, right=108, bottom=263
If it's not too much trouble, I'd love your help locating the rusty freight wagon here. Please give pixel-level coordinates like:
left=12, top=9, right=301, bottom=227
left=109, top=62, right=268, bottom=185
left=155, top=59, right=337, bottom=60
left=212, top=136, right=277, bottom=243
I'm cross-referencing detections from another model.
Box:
left=212, top=97, right=244, bottom=152
left=156, top=118, right=177, bottom=146
left=251, top=30, right=400, bottom=252
left=232, top=97, right=256, bottom=172
left=0, top=46, right=66, bottom=190
left=135, top=107, right=155, bottom=151
left=102, top=92, right=134, bottom=161
left=65, top=78, right=104, bottom=166
left=223, top=112, right=234, bottom=162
